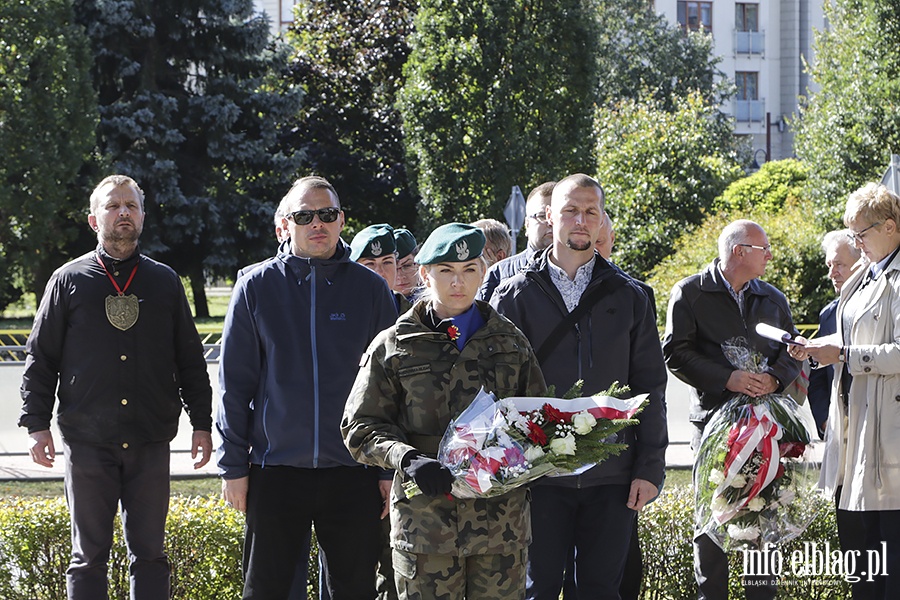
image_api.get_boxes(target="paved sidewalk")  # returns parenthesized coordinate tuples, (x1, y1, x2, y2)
(0, 362, 823, 480)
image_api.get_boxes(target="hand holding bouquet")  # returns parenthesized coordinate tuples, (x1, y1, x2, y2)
(405, 382, 647, 499)
(694, 337, 819, 550)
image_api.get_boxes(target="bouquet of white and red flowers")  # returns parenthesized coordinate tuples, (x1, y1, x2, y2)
(694, 337, 819, 551)
(405, 382, 647, 499)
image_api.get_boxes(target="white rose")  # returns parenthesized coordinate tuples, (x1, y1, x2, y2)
(572, 411, 597, 435)
(711, 496, 731, 513)
(747, 497, 766, 512)
(524, 445, 546, 463)
(727, 524, 760, 541)
(549, 434, 577, 455)
(730, 474, 748, 488)
(708, 469, 725, 486)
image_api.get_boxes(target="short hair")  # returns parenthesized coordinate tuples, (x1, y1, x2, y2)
(526, 181, 557, 204)
(278, 176, 340, 216)
(843, 182, 900, 228)
(90, 175, 144, 214)
(717, 219, 761, 262)
(821, 229, 862, 261)
(471, 218, 512, 261)
(552, 174, 605, 210)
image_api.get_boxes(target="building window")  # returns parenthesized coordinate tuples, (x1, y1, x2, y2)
(734, 72, 764, 122)
(677, 1, 713, 33)
(735, 3, 759, 32)
(735, 72, 758, 100)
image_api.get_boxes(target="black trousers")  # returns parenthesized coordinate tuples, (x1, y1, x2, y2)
(242, 465, 382, 600)
(63, 439, 171, 600)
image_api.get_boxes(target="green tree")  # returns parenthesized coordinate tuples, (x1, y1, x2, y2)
(398, 0, 602, 229)
(286, 0, 419, 230)
(714, 159, 809, 215)
(0, 0, 97, 310)
(75, 0, 303, 316)
(596, 91, 743, 280)
(594, 0, 729, 109)
(794, 0, 900, 223)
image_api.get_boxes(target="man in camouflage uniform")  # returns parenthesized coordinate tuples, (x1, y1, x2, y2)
(342, 223, 547, 600)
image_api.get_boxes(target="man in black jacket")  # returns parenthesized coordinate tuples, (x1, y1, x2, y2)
(491, 174, 668, 600)
(19, 175, 213, 599)
(662, 219, 800, 600)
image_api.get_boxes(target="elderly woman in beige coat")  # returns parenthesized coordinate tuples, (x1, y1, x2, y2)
(790, 182, 900, 599)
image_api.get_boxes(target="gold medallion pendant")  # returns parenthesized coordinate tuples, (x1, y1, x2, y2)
(105, 294, 139, 331)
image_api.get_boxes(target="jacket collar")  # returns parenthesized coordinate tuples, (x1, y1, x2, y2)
(698, 258, 767, 296)
(277, 238, 351, 273)
(96, 243, 141, 270)
(527, 246, 617, 283)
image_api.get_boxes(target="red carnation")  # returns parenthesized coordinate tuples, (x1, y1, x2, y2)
(527, 421, 548, 446)
(779, 442, 806, 459)
(542, 403, 566, 424)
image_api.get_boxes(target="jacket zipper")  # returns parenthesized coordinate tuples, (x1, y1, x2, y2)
(311, 265, 320, 468)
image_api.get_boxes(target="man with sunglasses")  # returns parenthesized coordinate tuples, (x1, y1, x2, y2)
(478, 181, 555, 301)
(662, 219, 800, 600)
(217, 176, 398, 599)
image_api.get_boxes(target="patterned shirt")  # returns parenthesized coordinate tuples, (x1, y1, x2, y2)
(718, 262, 749, 316)
(548, 256, 594, 313)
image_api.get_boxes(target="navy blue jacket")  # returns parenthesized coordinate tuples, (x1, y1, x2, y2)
(807, 298, 838, 438)
(216, 240, 398, 479)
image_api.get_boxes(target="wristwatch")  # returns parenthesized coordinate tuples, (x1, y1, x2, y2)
(839, 347, 848, 362)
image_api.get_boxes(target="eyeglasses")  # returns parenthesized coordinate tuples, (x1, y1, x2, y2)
(846, 221, 881, 244)
(527, 212, 548, 223)
(287, 207, 341, 225)
(736, 243, 771, 253)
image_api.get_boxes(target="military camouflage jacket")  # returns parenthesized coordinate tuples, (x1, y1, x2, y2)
(342, 299, 546, 555)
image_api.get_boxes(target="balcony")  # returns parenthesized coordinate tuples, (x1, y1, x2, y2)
(734, 99, 765, 123)
(735, 30, 765, 55)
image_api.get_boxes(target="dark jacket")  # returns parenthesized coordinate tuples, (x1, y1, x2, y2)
(490, 249, 668, 488)
(216, 240, 398, 480)
(662, 259, 800, 427)
(807, 298, 838, 438)
(19, 246, 212, 445)
(477, 247, 539, 302)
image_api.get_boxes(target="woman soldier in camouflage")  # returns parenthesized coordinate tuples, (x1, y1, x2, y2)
(342, 223, 546, 600)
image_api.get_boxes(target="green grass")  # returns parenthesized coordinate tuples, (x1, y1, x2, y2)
(0, 476, 221, 498)
(0, 469, 694, 499)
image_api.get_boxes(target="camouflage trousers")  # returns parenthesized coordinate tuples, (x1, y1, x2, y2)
(392, 548, 526, 600)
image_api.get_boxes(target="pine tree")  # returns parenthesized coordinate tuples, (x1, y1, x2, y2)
(75, 0, 303, 316)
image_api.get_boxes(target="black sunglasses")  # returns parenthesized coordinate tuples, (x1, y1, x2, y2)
(287, 207, 341, 225)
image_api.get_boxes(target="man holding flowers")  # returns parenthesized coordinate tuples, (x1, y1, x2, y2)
(663, 219, 800, 600)
(490, 174, 668, 600)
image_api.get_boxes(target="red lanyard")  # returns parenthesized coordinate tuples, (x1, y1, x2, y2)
(96, 254, 138, 295)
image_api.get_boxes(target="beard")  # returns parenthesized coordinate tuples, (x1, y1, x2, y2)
(565, 237, 592, 252)
(100, 220, 142, 246)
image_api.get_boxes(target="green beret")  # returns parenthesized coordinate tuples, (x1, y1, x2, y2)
(415, 223, 486, 265)
(394, 228, 417, 259)
(350, 224, 396, 262)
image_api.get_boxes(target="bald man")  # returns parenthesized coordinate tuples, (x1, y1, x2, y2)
(662, 219, 800, 600)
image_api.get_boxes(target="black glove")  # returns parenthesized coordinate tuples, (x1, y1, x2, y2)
(401, 452, 454, 498)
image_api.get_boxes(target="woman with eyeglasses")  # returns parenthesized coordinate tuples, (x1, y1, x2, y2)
(342, 223, 546, 600)
(790, 182, 900, 599)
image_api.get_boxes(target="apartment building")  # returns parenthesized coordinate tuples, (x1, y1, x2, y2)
(654, 0, 825, 162)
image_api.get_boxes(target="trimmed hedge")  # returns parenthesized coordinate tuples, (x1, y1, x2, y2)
(0, 490, 851, 599)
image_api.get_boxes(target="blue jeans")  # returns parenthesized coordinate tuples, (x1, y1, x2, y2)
(63, 439, 171, 600)
(526, 484, 634, 600)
